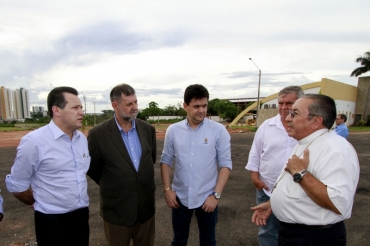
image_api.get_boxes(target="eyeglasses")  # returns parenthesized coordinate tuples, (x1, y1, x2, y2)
(288, 109, 317, 119)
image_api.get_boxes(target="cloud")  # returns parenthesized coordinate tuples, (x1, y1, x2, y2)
(0, 20, 189, 86)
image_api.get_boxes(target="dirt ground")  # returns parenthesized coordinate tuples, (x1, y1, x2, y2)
(0, 130, 369, 246)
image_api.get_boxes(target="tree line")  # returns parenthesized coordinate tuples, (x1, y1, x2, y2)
(15, 99, 253, 126)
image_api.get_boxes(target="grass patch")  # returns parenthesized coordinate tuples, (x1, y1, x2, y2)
(0, 127, 36, 132)
(227, 125, 258, 132)
(349, 126, 370, 132)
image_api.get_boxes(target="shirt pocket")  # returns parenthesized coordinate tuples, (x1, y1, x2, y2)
(283, 182, 305, 199)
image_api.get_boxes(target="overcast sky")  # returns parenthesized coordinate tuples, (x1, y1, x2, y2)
(1, 0, 369, 113)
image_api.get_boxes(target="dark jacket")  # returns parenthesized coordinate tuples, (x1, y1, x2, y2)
(87, 117, 156, 226)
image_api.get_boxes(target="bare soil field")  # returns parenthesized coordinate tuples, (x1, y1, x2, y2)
(0, 130, 369, 246)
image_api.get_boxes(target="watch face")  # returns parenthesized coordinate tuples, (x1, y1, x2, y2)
(213, 192, 221, 199)
(293, 173, 302, 182)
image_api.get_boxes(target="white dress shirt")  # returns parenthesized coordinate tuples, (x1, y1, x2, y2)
(246, 114, 297, 196)
(6, 120, 90, 214)
(271, 129, 360, 225)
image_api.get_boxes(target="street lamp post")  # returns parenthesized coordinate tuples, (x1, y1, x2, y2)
(249, 58, 261, 126)
(81, 91, 87, 126)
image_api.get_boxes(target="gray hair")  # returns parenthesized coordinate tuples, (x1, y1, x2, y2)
(278, 86, 304, 98)
(303, 94, 337, 129)
(110, 84, 136, 102)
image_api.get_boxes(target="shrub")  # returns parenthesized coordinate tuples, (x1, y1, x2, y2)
(357, 119, 366, 126)
(366, 116, 370, 126)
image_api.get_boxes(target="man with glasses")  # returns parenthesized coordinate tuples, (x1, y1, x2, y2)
(334, 114, 349, 139)
(246, 86, 304, 246)
(251, 94, 359, 246)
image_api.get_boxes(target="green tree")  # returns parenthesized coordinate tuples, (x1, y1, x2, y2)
(213, 100, 238, 121)
(176, 102, 187, 118)
(143, 101, 161, 120)
(207, 99, 220, 115)
(164, 105, 177, 116)
(350, 51, 370, 77)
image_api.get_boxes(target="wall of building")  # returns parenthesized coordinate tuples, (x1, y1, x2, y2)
(0, 86, 14, 120)
(12, 88, 30, 119)
(321, 78, 358, 102)
(355, 76, 370, 123)
(229, 79, 359, 127)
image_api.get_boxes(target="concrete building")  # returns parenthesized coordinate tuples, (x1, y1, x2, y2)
(354, 76, 370, 123)
(0, 86, 14, 122)
(32, 106, 45, 113)
(230, 78, 359, 127)
(12, 88, 30, 120)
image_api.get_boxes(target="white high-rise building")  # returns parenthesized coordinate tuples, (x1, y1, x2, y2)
(12, 88, 30, 119)
(0, 86, 14, 121)
(32, 106, 45, 112)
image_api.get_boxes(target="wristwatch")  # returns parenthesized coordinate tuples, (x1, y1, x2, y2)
(212, 192, 221, 200)
(293, 170, 307, 183)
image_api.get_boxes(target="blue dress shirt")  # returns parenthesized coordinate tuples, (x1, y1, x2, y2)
(114, 115, 142, 171)
(160, 118, 232, 209)
(334, 123, 349, 139)
(5, 120, 90, 214)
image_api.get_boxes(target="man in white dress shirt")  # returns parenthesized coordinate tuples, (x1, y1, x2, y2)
(246, 86, 304, 246)
(251, 94, 359, 246)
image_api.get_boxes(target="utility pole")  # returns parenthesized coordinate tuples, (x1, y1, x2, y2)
(93, 102, 96, 126)
(249, 58, 261, 127)
(81, 91, 87, 126)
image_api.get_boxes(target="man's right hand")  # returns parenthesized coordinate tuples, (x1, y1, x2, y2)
(253, 180, 269, 191)
(251, 171, 270, 191)
(164, 190, 179, 209)
(251, 201, 272, 226)
(251, 172, 269, 191)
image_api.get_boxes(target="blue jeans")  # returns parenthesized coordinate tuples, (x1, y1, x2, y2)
(257, 189, 280, 246)
(172, 197, 218, 246)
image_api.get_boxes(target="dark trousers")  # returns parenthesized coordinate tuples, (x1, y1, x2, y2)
(278, 221, 346, 246)
(34, 207, 89, 246)
(172, 197, 218, 246)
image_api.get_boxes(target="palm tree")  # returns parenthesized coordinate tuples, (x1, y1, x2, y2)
(350, 51, 370, 77)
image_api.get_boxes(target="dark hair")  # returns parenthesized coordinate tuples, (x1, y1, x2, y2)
(47, 86, 78, 118)
(278, 86, 304, 98)
(303, 94, 337, 129)
(184, 84, 209, 105)
(338, 113, 347, 122)
(110, 83, 136, 102)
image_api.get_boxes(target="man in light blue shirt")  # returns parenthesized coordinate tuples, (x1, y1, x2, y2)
(161, 84, 232, 246)
(334, 114, 349, 139)
(6, 86, 90, 246)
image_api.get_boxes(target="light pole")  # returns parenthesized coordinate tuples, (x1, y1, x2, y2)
(81, 91, 87, 126)
(249, 58, 261, 126)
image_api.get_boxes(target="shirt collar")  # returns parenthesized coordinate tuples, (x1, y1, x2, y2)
(114, 114, 136, 132)
(298, 128, 329, 145)
(269, 114, 286, 131)
(185, 117, 205, 130)
(49, 120, 80, 140)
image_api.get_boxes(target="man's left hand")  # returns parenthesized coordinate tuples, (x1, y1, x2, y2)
(286, 149, 310, 175)
(202, 195, 218, 213)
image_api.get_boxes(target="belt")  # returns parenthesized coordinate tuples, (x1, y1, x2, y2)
(280, 221, 342, 230)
